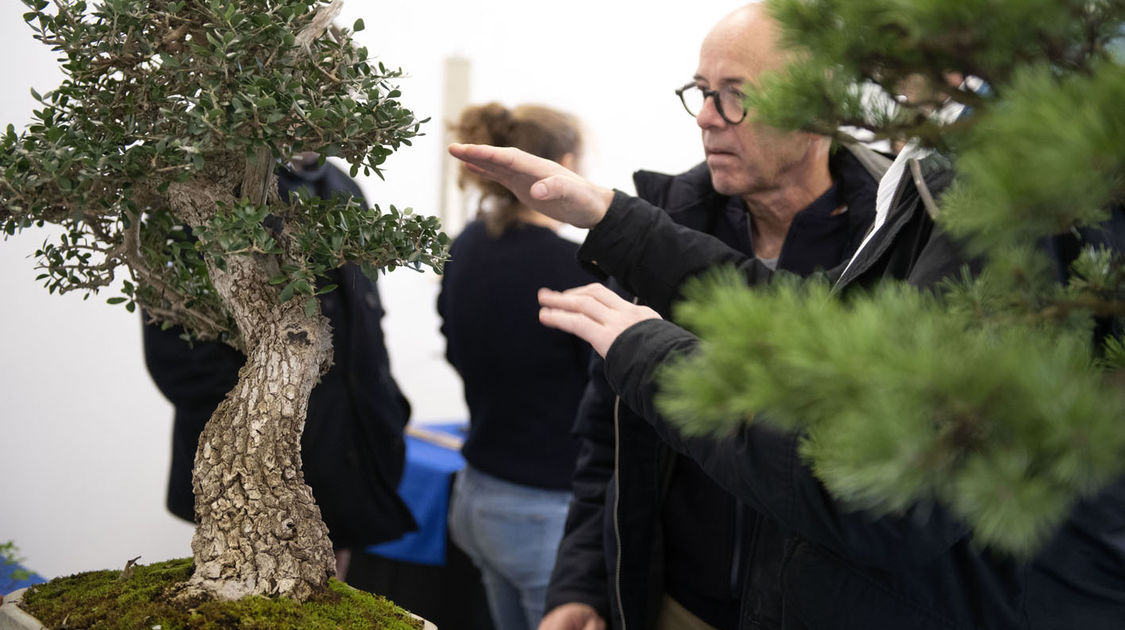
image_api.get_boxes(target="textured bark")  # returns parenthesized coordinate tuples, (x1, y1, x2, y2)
(166, 165, 337, 601)
(187, 253, 335, 601)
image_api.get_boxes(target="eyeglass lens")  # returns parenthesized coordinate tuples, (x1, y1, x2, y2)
(679, 85, 746, 124)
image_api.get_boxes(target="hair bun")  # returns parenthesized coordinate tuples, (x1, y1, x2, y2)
(455, 102, 513, 146)
(454, 101, 582, 237)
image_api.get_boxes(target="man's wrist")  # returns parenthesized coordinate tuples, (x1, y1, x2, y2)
(591, 186, 613, 226)
(577, 189, 637, 274)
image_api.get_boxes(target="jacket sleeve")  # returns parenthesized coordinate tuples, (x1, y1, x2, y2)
(544, 351, 617, 619)
(603, 318, 970, 570)
(577, 191, 777, 316)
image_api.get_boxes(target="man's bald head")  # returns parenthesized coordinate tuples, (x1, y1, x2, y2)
(692, 2, 830, 206)
(702, 4, 791, 81)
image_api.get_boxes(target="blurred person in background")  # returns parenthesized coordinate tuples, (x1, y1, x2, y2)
(439, 102, 599, 630)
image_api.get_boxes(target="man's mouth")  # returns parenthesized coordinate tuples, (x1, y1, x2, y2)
(706, 149, 737, 159)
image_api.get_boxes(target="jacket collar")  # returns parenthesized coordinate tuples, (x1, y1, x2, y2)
(832, 151, 955, 290)
(631, 144, 886, 270)
(632, 162, 721, 234)
(631, 144, 886, 224)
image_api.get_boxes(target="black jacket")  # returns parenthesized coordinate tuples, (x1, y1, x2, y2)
(545, 145, 885, 630)
(576, 151, 1125, 629)
(143, 162, 417, 548)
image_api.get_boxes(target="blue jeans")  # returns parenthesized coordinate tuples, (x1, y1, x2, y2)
(449, 465, 572, 630)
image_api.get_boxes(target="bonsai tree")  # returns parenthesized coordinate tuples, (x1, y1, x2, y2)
(659, 0, 1125, 556)
(1, 0, 446, 602)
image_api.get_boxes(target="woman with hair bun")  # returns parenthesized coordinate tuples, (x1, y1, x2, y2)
(439, 103, 598, 630)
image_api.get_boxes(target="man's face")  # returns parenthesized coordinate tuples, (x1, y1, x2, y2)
(693, 14, 821, 198)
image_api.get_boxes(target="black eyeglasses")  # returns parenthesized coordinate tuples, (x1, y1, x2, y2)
(675, 82, 748, 125)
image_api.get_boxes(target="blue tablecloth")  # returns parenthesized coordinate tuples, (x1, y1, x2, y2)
(1, 561, 45, 596)
(366, 422, 466, 566)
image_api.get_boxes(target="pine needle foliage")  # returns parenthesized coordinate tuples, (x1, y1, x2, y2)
(659, 269, 1125, 555)
(1, 0, 448, 345)
(656, 0, 1125, 556)
(938, 62, 1125, 254)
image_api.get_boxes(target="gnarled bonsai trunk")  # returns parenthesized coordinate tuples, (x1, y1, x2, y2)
(187, 253, 336, 601)
(165, 159, 337, 601)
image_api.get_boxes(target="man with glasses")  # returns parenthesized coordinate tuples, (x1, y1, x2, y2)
(536, 5, 888, 630)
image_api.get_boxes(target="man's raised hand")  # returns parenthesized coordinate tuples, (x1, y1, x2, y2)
(449, 143, 614, 229)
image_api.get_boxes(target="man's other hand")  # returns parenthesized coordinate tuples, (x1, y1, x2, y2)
(539, 284, 661, 357)
(538, 602, 607, 630)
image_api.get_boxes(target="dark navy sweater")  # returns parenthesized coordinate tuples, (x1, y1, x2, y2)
(438, 220, 599, 490)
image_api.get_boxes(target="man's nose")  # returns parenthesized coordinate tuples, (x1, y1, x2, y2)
(696, 95, 726, 130)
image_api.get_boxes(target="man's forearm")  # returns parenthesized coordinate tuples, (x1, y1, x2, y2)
(579, 191, 774, 317)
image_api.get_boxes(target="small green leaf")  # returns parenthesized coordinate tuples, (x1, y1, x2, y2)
(305, 296, 317, 317)
(353, 18, 365, 32)
(106, 296, 127, 305)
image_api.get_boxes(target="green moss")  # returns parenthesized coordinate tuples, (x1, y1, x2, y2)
(18, 558, 422, 629)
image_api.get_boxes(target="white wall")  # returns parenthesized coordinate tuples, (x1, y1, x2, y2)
(0, 1, 738, 579)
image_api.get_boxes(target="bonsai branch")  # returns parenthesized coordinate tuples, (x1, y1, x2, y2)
(241, 147, 276, 207)
(1042, 296, 1125, 320)
(122, 215, 229, 340)
(295, 0, 344, 50)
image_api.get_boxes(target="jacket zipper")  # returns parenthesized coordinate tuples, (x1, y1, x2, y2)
(613, 295, 649, 630)
(729, 502, 745, 598)
(612, 394, 628, 630)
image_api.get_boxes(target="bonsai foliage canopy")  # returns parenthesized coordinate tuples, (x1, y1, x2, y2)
(1, 0, 447, 345)
(0, 0, 448, 604)
(658, 0, 1125, 556)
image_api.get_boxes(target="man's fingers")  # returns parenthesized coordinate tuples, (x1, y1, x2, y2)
(448, 142, 506, 165)
(539, 306, 598, 341)
(451, 143, 542, 176)
(539, 285, 660, 358)
(447, 143, 491, 169)
(572, 283, 630, 309)
(449, 144, 512, 180)
(450, 142, 612, 228)
(538, 604, 605, 630)
(539, 305, 615, 357)
(460, 161, 492, 177)
(538, 287, 614, 324)
(543, 283, 630, 311)
(456, 153, 516, 180)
